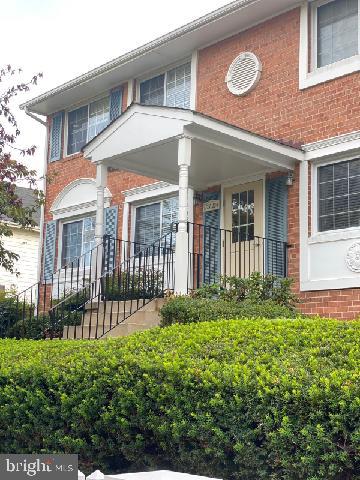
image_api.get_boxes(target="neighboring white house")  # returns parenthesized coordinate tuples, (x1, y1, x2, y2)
(0, 187, 40, 294)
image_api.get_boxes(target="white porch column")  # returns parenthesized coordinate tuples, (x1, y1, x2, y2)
(94, 163, 108, 286)
(174, 137, 191, 295)
(95, 162, 108, 245)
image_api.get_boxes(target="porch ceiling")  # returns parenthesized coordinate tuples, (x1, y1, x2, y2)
(83, 104, 304, 190)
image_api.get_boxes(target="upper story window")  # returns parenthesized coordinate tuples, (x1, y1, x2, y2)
(300, 0, 360, 89)
(318, 158, 360, 232)
(67, 97, 110, 155)
(315, 0, 358, 68)
(139, 62, 191, 109)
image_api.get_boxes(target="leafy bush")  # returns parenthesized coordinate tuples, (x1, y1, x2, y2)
(0, 319, 359, 479)
(193, 272, 298, 309)
(0, 290, 35, 338)
(103, 269, 163, 301)
(160, 296, 297, 327)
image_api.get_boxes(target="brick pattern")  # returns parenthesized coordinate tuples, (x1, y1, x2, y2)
(196, 8, 360, 146)
(42, 8, 360, 318)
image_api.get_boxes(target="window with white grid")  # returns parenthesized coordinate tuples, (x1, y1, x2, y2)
(139, 62, 191, 109)
(318, 158, 360, 232)
(67, 97, 110, 155)
(315, 0, 359, 68)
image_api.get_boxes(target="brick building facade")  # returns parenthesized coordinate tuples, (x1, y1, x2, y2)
(24, 0, 360, 321)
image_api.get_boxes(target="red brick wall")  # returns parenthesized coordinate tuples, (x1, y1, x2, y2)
(196, 7, 360, 318)
(42, 8, 360, 318)
(43, 83, 158, 274)
(196, 8, 360, 146)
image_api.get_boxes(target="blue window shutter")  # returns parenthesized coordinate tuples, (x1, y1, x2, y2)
(49, 112, 64, 162)
(109, 88, 123, 122)
(43, 221, 57, 283)
(104, 206, 119, 270)
(203, 192, 221, 284)
(265, 176, 288, 277)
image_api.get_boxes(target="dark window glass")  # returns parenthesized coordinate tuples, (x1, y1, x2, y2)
(317, 0, 358, 68)
(67, 106, 88, 155)
(140, 74, 165, 106)
(318, 158, 360, 231)
(232, 189, 255, 242)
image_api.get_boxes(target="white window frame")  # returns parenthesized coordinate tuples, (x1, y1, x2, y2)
(65, 94, 110, 157)
(135, 57, 192, 108)
(299, 0, 360, 89)
(57, 214, 96, 270)
(131, 195, 179, 255)
(311, 153, 360, 243)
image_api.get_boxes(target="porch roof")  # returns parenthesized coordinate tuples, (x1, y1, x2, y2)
(83, 104, 304, 190)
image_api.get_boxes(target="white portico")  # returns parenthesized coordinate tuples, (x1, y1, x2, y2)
(83, 103, 303, 293)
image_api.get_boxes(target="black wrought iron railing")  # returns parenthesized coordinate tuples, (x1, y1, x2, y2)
(187, 222, 288, 291)
(58, 229, 175, 339)
(2, 221, 288, 340)
(1, 237, 157, 340)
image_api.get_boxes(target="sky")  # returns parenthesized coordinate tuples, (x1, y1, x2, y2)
(1, 0, 231, 185)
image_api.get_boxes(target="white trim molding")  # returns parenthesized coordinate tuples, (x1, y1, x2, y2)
(51, 178, 112, 220)
(300, 145, 360, 291)
(299, 0, 360, 90)
(303, 130, 360, 161)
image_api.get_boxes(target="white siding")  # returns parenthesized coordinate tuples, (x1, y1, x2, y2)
(0, 227, 40, 293)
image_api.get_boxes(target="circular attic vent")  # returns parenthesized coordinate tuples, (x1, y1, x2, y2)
(225, 52, 262, 96)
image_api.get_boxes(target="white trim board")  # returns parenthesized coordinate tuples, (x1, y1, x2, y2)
(299, 0, 360, 90)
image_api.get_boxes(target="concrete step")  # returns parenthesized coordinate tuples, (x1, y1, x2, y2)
(85, 298, 165, 313)
(81, 310, 160, 327)
(63, 322, 154, 339)
(63, 297, 164, 339)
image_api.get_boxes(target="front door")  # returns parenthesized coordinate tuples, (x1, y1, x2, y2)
(224, 180, 264, 277)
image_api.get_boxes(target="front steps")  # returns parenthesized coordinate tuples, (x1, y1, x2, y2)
(62, 298, 165, 339)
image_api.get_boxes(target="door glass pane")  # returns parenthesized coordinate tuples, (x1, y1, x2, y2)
(232, 193, 239, 243)
(140, 74, 165, 106)
(317, 0, 358, 68)
(232, 189, 255, 242)
(67, 106, 88, 154)
(88, 97, 110, 141)
(62, 220, 83, 266)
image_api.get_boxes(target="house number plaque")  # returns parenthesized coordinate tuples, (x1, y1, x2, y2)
(203, 200, 220, 213)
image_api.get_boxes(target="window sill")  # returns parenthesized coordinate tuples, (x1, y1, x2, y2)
(309, 226, 360, 244)
(300, 55, 360, 90)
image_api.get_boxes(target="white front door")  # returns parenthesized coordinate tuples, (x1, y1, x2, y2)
(223, 180, 264, 277)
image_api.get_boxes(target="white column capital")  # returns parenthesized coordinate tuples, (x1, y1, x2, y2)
(178, 136, 192, 167)
(96, 162, 108, 188)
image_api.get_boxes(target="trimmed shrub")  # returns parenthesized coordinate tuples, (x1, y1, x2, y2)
(0, 290, 35, 338)
(103, 270, 163, 301)
(0, 318, 359, 479)
(193, 272, 298, 309)
(159, 296, 297, 327)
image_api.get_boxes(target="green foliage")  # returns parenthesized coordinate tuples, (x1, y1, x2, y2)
(103, 270, 163, 301)
(193, 272, 298, 308)
(0, 290, 27, 336)
(0, 319, 359, 479)
(160, 296, 297, 327)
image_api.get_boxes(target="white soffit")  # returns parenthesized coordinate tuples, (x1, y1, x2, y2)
(22, 0, 299, 115)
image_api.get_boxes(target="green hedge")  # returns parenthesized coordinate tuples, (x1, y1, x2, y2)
(159, 297, 298, 327)
(0, 319, 360, 479)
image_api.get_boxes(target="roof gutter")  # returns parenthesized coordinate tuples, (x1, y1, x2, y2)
(24, 109, 47, 126)
(20, 0, 259, 111)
